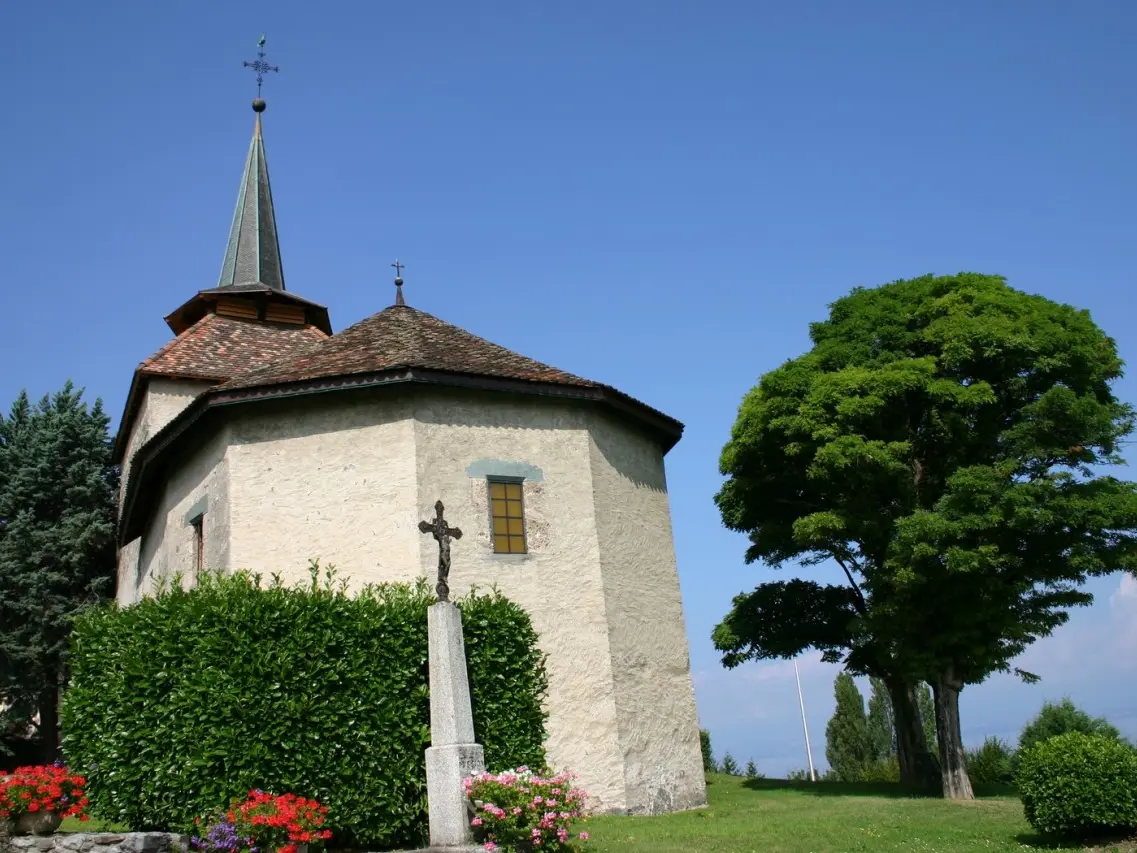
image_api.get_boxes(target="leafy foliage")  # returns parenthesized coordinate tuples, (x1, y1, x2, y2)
(965, 737, 1016, 786)
(1019, 698, 1124, 754)
(714, 273, 1137, 797)
(859, 756, 900, 783)
(824, 673, 873, 782)
(0, 384, 117, 759)
(1017, 732, 1137, 839)
(719, 753, 740, 776)
(60, 569, 548, 850)
(699, 729, 716, 773)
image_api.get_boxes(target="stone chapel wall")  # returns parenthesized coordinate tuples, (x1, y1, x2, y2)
(587, 414, 707, 813)
(115, 387, 702, 815)
(116, 377, 217, 603)
(410, 391, 628, 810)
(125, 426, 232, 604)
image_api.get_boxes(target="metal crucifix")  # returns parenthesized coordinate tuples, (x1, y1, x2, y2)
(419, 500, 463, 602)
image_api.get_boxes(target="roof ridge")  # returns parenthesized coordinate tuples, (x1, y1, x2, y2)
(214, 303, 595, 393)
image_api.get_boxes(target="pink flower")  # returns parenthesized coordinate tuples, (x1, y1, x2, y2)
(483, 844, 497, 852)
(579, 831, 590, 840)
(471, 817, 483, 826)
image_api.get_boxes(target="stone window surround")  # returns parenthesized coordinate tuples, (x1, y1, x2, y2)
(184, 496, 208, 580)
(465, 460, 543, 562)
(487, 476, 528, 555)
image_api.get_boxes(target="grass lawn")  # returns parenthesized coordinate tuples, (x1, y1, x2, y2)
(584, 774, 1137, 853)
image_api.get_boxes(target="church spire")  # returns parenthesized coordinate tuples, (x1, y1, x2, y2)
(218, 36, 285, 291)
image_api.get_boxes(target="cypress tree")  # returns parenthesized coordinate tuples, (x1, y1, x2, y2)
(866, 677, 896, 761)
(917, 682, 938, 756)
(699, 728, 716, 773)
(0, 383, 117, 759)
(825, 672, 873, 781)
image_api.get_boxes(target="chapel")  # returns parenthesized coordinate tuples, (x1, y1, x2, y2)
(113, 91, 706, 815)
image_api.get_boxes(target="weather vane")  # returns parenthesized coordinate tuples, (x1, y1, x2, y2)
(243, 34, 280, 100)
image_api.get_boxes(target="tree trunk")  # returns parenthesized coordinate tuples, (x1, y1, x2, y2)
(932, 671, 973, 800)
(36, 685, 61, 763)
(884, 677, 939, 792)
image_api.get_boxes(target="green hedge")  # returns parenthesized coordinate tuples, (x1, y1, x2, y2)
(60, 568, 548, 850)
(1017, 732, 1137, 839)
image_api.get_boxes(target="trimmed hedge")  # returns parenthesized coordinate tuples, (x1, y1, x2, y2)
(60, 568, 548, 850)
(1017, 732, 1137, 839)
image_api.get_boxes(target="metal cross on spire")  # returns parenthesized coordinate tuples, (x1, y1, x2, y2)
(243, 34, 280, 99)
(392, 259, 406, 306)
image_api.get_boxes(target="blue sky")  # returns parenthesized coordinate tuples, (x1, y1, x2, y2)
(2, 2, 1134, 776)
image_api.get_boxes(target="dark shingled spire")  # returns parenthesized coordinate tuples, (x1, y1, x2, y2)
(217, 104, 286, 291)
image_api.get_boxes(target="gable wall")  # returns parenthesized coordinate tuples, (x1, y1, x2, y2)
(116, 376, 217, 602)
(121, 425, 232, 604)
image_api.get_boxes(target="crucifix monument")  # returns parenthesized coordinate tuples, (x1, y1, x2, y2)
(419, 500, 484, 850)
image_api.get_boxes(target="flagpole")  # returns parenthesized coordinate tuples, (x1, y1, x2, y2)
(794, 658, 817, 782)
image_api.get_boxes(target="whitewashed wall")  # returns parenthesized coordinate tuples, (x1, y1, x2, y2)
(114, 388, 706, 814)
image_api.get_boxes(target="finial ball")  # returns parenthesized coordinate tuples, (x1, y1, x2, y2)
(252, 98, 267, 113)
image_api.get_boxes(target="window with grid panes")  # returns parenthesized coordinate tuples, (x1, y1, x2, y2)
(489, 480, 527, 554)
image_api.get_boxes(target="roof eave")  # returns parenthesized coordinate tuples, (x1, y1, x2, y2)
(118, 367, 683, 545)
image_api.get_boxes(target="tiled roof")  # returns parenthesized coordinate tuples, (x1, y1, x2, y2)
(219, 305, 596, 392)
(140, 313, 327, 381)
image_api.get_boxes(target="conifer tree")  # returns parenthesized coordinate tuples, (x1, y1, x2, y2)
(719, 752, 740, 776)
(866, 677, 896, 761)
(825, 673, 873, 781)
(699, 728, 717, 773)
(0, 383, 117, 759)
(917, 683, 938, 756)
(744, 759, 760, 778)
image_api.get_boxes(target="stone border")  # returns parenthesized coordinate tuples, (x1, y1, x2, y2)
(0, 833, 188, 853)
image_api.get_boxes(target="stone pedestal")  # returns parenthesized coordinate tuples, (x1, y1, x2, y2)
(425, 601, 485, 850)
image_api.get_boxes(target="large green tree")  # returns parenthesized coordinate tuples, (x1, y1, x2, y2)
(1019, 698, 1124, 753)
(0, 383, 117, 759)
(714, 273, 1137, 799)
(825, 673, 873, 781)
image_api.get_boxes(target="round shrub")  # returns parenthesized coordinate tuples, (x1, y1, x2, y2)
(60, 568, 548, 850)
(1017, 731, 1137, 839)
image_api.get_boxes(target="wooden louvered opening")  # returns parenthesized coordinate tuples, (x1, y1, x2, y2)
(265, 303, 307, 325)
(215, 299, 259, 320)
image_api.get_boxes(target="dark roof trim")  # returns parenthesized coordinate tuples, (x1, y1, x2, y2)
(118, 367, 684, 545)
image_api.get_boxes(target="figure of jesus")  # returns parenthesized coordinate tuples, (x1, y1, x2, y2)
(418, 500, 463, 602)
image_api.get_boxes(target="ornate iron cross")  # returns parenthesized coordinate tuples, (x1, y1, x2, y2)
(419, 500, 462, 602)
(243, 34, 280, 98)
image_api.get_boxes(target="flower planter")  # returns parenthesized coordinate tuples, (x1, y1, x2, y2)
(17, 811, 63, 836)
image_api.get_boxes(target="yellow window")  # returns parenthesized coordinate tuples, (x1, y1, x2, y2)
(489, 479, 527, 554)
